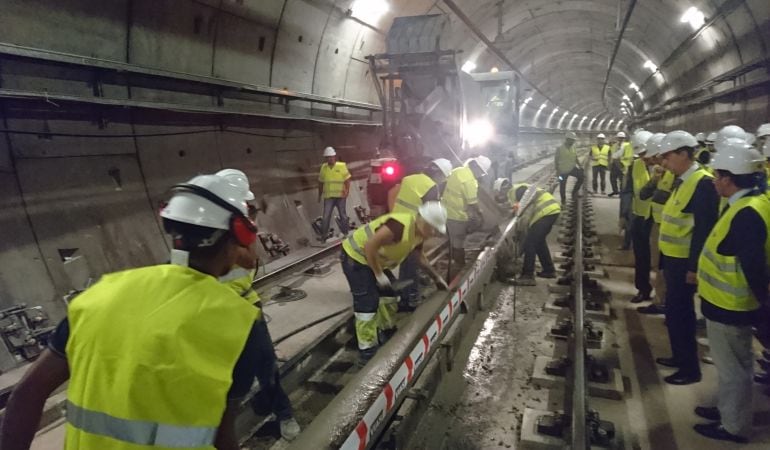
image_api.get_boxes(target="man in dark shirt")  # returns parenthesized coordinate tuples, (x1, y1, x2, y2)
(692, 140, 770, 443)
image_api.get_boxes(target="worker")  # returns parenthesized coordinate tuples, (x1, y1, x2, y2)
(216, 169, 300, 442)
(759, 123, 770, 191)
(443, 156, 490, 274)
(318, 146, 351, 242)
(656, 130, 719, 385)
(590, 133, 611, 194)
(502, 182, 561, 286)
(705, 131, 717, 151)
(554, 131, 584, 203)
(341, 201, 449, 364)
(388, 158, 453, 311)
(636, 133, 674, 315)
(693, 139, 769, 444)
(1, 174, 262, 450)
(624, 131, 655, 303)
(609, 131, 633, 196)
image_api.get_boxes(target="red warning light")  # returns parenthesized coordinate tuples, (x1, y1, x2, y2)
(384, 165, 395, 176)
(381, 162, 400, 180)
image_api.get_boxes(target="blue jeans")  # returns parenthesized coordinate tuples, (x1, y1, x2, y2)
(250, 319, 293, 420)
(321, 197, 350, 237)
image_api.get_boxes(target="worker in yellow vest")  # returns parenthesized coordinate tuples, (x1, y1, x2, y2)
(387, 158, 453, 311)
(318, 146, 352, 241)
(590, 133, 611, 194)
(758, 124, 770, 195)
(554, 131, 584, 203)
(635, 133, 674, 315)
(215, 169, 300, 441)
(341, 202, 449, 364)
(2, 174, 262, 450)
(500, 182, 561, 286)
(609, 131, 633, 196)
(443, 156, 490, 274)
(693, 139, 770, 444)
(656, 130, 719, 386)
(624, 131, 655, 303)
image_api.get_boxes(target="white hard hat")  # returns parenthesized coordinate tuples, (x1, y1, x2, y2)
(616, 131, 627, 139)
(706, 132, 718, 144)
(418, 201, 448, 234)
(659, 130, 698, 155)
(216, 168, 255, 201)
(757, 123, 770, 138)
(565, 131, 578, 140)
(493, 178, 511, 194)
(710, 138, 765, 175)
(695, 132, 706, 142)
(763, 139, 770, 158)
(596, 133, 606, 139)
(631, 130, 654, 155)
(470, 155, 492, 174)
(644, 133, 667, 157)
(161, 174, 248, 231)
(430, 158, 453, 178)
(323, 146, 337, 157)
(744, 132, 756, 145)
(716, 125, 746, 145)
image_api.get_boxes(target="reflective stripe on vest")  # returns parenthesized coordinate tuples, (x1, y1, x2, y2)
(67, 401, 217, 448)
(632, 159, 652, 218)
(392, 174, 436, 215)
(531, 195, 561, 224)
(342, 213, 420, 269)
(319, 162, 350, 198)
(659, 168, 711, 258)
(697, 194, 770, 311)
(443, 167, 478, 221)
(620, 142, 634, 168)
(591, 145, 610, 167)
(651, 170, 675, 224)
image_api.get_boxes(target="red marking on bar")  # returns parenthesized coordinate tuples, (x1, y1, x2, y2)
(355, 421, 368, 450)
(384, 383, 394, 411)
(405, 356, 414, 381)
(422, 334, 430, 353)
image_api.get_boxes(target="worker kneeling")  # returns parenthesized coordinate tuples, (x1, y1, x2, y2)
(503, 182, 561, 286)
(341, 202, 449, 364)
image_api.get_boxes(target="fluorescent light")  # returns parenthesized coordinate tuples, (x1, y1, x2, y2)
(523, 97, 533, 104)
(637, 90, 644, 99)
(553, 107, 559, 113)
(622, 94, 630, 101)
(539, 102, 548, 109)
(465, 119, 494, 148)
(350, 0, 389, 24)
(490, 67, 499, 73)
(681, 6, 705, 30)
(643, 60, 658, 72)
(461, 61, 477, 73)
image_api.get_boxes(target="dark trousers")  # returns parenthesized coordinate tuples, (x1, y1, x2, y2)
(631, 215, 653, 296)
(662, 255, 700, 377)
(321, 197, 349, 237)
(398, 249, 419, 307)
(250, 319, 293, 420)
(558, 167, 584, 203)
(610, 163, 623, 194)
(522, 214, 558, 275)
(591, 165, 607, 193)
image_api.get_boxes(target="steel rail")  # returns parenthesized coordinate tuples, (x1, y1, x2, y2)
(571, 169, 588, 449)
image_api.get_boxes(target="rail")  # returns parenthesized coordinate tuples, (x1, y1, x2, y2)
(570, 171, 588, 449)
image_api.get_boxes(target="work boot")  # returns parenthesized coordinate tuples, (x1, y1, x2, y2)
(536, 271, 557, 279)
(378, 327, 397, 345)
(637, 304, 665, 315)
(693, 422, 748, 444)
(280, 418, 301, 441)
(358, 346, 378, 368)
(630, 292, 652, 303)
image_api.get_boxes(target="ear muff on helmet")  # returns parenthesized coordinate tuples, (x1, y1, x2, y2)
(171, 183, 257, 247)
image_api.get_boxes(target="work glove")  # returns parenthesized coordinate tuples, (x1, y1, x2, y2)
(375, 271, 392, 289)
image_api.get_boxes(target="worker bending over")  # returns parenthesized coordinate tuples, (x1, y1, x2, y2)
(554, 131, 584, 203)
(318, 146, 351, 241)
(693, 139, 770, 444)
(2, 174, 262, 450)
(443, 156, 490, 275)
(388, 158, 453, 311)
(341, 202, 449, 364)
(590, 133, 610, 194)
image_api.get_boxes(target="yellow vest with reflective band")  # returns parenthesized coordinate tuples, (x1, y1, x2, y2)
(65, 265, 257, 450)
(620, 142, 634, 169)
(765, 165, 770, 199)
(443, 166, 478, 221)
(220, 267, 262, 321)
(392, 173, 436, 215)
(632, 159, 652, 218)
(319, 161, 350, 198)
(507, 184, 560, 225)
(591, 145, 610, 167)
(697, 194, 770, 311)
(659, 168, 712, 258)
(651, 170, 675, 224)
(555, 144, 578, 174)
(342, 213, 421, 269)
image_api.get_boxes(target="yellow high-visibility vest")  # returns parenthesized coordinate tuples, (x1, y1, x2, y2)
(342, 212, 421, 269)
(651, 170, 675, 224)
(620, 142, 634, 169)
(632, 159, 652, 218)
(220, 267, 262, 321)
(659, 168, 712, 258)
(65, 265, 256, 450)
(319, 162, 351, 198)
(698, 194, 770, 311)
(392, 173, 436, 215)
(555, 144, 578, 174)
(443, 166, 478, 222)
(591, 145, 610, 167)
(507, 183, 561, 225)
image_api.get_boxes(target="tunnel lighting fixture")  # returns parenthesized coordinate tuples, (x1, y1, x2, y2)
(539, 102, 548, 109)
(681, 6, 705, 30)
(622, 94, 630, 101)
(553, 107, 559, 113)
(643, 60, 658, 73)
(490, 66, 499, 73)
(629, 82, 639, 91)
(465, 119, 494, 148)
(505, 84, 510, 91)
(349, 0, 389, 23)
(461, 60, 477, 74)
(523, 97, 533, 104)
(636, 90, 644, 99)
